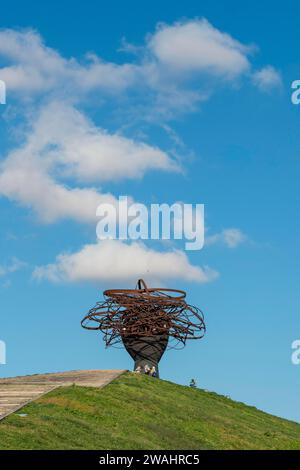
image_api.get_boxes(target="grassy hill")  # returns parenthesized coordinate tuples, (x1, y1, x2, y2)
(0, 372, 299, 450)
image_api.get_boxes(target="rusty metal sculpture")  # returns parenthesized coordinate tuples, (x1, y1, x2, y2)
(81, 279, 205, 377)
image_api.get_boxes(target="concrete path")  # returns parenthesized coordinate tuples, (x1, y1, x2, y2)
(0, 369, 126, 421)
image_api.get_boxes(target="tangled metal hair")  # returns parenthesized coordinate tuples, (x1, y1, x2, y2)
(81, 279, 206, 349)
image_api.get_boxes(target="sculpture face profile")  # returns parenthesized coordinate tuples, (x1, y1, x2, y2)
(81, 279, 206, 377)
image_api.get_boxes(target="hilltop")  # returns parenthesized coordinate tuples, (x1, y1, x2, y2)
(0, 372, 299, 450)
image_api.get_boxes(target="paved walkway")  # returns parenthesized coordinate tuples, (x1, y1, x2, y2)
(0, 369, 126, 421)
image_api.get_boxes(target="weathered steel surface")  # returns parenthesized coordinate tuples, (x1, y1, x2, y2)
(122, 334, 168, 377)
(81, 279, 206, 348)
(81, 280, 206, 375)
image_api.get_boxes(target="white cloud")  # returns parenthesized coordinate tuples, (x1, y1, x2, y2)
(0, 22, 267, 285)
(0, 158, 116, 224)
(0, 257, 27, 276)
(252, 66, 282, 91)
(148, 19, 251, 77)
(33, 240, 218, 284)
(0, 22, 280, 114)
(0, 101, 177, 223)
(206, 228, 246, 248)
(31, 102, 178, 182)
(0, 29, 138, 96)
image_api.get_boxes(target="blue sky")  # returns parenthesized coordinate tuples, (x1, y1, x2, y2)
(0, 0, 300, 424)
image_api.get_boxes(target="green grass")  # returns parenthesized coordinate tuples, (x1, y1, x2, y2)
(0, 372, 300, 450)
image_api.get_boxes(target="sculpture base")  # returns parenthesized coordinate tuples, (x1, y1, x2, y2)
(121, 334, 168, 378)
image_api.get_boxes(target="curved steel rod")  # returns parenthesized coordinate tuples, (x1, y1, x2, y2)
(81, 279, 206, 349)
